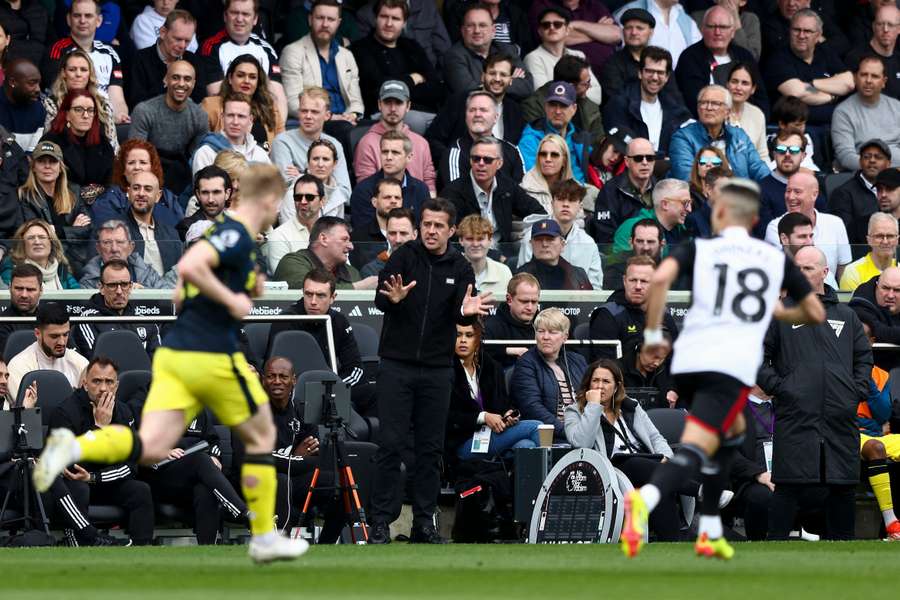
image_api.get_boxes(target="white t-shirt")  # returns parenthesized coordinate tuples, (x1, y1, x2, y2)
(640, 98, 663, 151)
(764, 210, 852, 289)
(130, 6, 198, 52)
(710, 54, 731, 83)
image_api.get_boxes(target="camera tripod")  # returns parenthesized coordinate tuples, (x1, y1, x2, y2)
(298, 380, 369, 544)
(0, 405, 50, 536)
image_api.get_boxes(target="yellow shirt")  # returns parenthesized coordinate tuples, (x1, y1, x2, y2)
(838, 253, 896, 291)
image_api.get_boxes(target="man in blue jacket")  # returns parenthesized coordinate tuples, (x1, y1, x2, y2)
(518, 81, 591, 183)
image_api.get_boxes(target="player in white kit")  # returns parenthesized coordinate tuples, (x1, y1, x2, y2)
(620, 179, 827, 559)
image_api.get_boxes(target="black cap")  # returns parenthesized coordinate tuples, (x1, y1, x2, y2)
(876, 168, 900, 189)
(538, 6, 573, 23)
(859, 138, 892, 160)
(620, 8, 655, 28)
(605, 126, 634, 154)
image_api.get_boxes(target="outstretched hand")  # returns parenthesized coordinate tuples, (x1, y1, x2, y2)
(379, 274, 416, 304)
(462, 285, 493, 317)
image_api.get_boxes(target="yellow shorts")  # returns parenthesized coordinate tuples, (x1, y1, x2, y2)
(860, 433, 900, 461)
(142, 347, 268, 427)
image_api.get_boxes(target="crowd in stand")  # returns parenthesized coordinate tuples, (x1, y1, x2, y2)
(1, 0, 900, 545)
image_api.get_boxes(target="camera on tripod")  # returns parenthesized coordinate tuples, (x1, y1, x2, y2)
(0, 404, 50, 535)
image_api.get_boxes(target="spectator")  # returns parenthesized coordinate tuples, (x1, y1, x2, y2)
(519, 179, 603, 289)
(0, 58, 44, 152)
(0, 263, 41, 352)
(516, 218, 592, 290)
(675, 5, 767, 119)
(130, 60, 209, 196)
(840, 213, 898, 292)
(279, 0, 362, 161)
(621, 337, 678, 409)
(438, 89, 525, 190)
(79, 219, 175, 289)
(587, 137, 657, 245)
(669, 84, 769, 182)
(845, 5, 900, 101)
(425, 53, 525, 161)
(7, 302, 88, 398)
(519, 81, 590, 182)
(759, 245, 871, 541)
(360, 207, 418, 278)
(529, 0, 621, 74)
(602, 218, 663, 291)
(877, 167, 900, 221)
(271, 87, 351, 203)
(776, 211, 814, 258)
(688, 164, 732, 239)
(266, 173, 318, 274)
(41, 49, 117, 153)
(72, 258, 161, 358)
(40, 89, 114, 194)
(588, 254, 678, 361)
(41, 0, 129, 123)
(521, 54, 604, 139)
(350, 178, 402, 269)
(520, 133, 580, 216)
(765, 172, 851, 289)
(612, 178, 692, 254)
(50, 356, 155, 546)
(443, 3, 532, 101)
(92, 139, 184, 231)
(767, 94, 819, 172)
(757, 131, 809, 237)
(585, 127, 628, 191)
(54, 0, 122, 46)
(304, 138, 348, 219)
(566, 358, 687, 541)
(199, 0, 287, 124)
(118, 171, 182, 279)
(849, 266, 900, 370)
(177, 166, 232, 241)
(458, 214, 512, 298)
(355, 0, 451, 70)
(349, 0, 444, 127)
(0, 0, 52, 68)
(483, 272, 540, 368)
(446, 0, 533, 56)
(602, 46, 691, 157)
(273, 216, 377, 290)
(510, 306, 587, 441)
(368, 197, 491, 545)
(614, 0, 701, 68)
(828, 140, 892, 250)
(0, 219, 78, 289)
(209, 149, 249, 209)
(191, 95, 271, 174)
(689, 0, 761, 60)
(763, 9, 854, 127)
(352, 80, 437, 193)
(832, 56, 900, 173)
(688, 146, 729, 205)
(524, 6, 602, 106)
(348, 131, 430, 231)
(441, 135, 545, 247)
(725, 62, 769, 162)
(129, 10, 207, 108)
(449, 320, 541, 461)
(199, 54, 282, 152)
(761, 0, 849, 62)
(130, 0, 198, 53)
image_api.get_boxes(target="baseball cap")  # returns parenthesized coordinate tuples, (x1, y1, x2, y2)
(875, 168, 900, 189)
(620, 8, 655, 28)
(859, 138, 892, 160)
(32, 141, 63, 162)
(379, 80, 410, 102)
(531, 219, 563, 238)
(545, 81, 576, 107)
(605, 127, 634, 154)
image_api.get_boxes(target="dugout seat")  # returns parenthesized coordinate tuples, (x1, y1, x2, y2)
(243, 323, 271, 365)
(4, 330, 34, 362)
(16, 370, 72, 427)
(646, 408, 686, 447)
(351, 322, 380, 384)
(269, 330, 329, 374)
(116, 370, 152, 424)
(93, 330, 152, 372)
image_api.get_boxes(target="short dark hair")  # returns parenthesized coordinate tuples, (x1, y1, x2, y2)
(69, 0, 100, 14)
(774, 128, 808, 152)
(374, 178, 402, 197)
(726, 61, 758, 88)
(421, 197, 457, 225)
(294, 173, 325, 198)
(194, 165, 232, 194)
(462, 2, 493, 23)
(303, 267, 336, 295)
(310, 216, 349, 243)
(772, 95, 809, 125)
(553, 55, 590, 84)
(631, 218, 663, 241)
(484, 52, 514, 72)
(100, 259, 130, 282)
(626, 255, 657, 270)
(639, 46, 672, 73)
(551, 179, 586, 203)
(386, 207, 415, 229)
(87, 355, 119, 375)
(36, 302, 69, 328)
(778, 212, 813, 239)
(310, 0, 340, 11)
(164, 8, 196, 29)
(375, 0, 408, 20)
(856, 53, 886, 74)
(11, 264, 42, 287)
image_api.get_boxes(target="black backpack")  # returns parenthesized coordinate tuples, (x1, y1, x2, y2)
(451, 458, 517, 543)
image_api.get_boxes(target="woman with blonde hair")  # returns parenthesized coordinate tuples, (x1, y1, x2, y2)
(0, 219, 79, 289)
(519, 134, 573, 214)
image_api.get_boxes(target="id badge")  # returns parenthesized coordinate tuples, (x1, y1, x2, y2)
(763, 440, 773, 473)
(471, 426, 491, 454)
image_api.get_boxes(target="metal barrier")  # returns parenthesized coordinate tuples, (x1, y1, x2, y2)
(483, 339, 623, 359)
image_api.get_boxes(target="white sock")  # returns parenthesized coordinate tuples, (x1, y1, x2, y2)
(883, 508, 897, 526)
(640, 485, 661, 512)
(699, 514, 723, 539)
(69, 438, 82, 462)
(252, 531, 278, 545)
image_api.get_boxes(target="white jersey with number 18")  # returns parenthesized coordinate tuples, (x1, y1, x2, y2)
(669, 227, 812, 386)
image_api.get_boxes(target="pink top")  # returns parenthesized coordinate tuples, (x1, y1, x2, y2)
(353, 121, 437, 193)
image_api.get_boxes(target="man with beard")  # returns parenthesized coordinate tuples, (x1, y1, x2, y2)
(828, 140, 892, 248)
(177, 166, 232, 241)
(350, 179, 402, 268)
(0, 58, 45, 152)
(117, 171, 183, 278)
(603, 218, 663, 292)
(0, 264, 42, 352)
(267, 174, 320, 274)
(757, 131, 811, 237)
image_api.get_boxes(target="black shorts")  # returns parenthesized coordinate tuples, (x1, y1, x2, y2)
(673, 372, 749, 434)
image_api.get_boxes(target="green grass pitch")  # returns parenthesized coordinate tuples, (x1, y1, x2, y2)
(0, 541, 895, 599)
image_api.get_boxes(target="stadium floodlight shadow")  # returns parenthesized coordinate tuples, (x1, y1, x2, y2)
(0, 405, 49, 536)
(93, 330, 152, 372)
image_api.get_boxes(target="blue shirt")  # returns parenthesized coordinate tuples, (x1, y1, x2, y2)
(318, 39, 346, 114)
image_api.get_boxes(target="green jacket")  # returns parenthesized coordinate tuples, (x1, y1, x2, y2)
(613, 208, 692, 255)
(273, 249, 360, 290)
(521, 81, 604, 139)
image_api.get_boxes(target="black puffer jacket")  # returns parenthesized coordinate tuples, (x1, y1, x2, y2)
(588, 288, 679, 362)
(0, 0, 54, 67)
(758, 287, 871, 485)
(0, 130, 29, 246)
(483, 303, 535, 370)
(849, 276, 900, 370)
(71, 293, 161, 359)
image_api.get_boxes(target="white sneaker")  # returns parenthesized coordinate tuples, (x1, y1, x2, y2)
(718, 490, 735, 510)
(248, 534, 310, 564)
(33, 428, 76, 493)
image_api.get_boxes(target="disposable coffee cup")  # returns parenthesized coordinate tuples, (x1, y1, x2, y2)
(537, 424, 554, 448)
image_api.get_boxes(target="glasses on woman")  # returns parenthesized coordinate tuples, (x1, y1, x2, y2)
(70, 105, 95, 116)
(538, 150, 562, 159)
(698, 157, 723, 166)
(24, 234, 50, 243)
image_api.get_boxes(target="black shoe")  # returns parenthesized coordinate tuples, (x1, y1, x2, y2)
(368, 521, 391, 544)
(409, 525, 448, 544)
(91, 533, 132, 547)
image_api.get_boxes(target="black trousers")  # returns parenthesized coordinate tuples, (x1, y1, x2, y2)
(66, 478, 155, 545)
(142, 453, 247, 544)
(614, 455, 694, 542)
(351, 382, 378, 420)
(370, 359, 452, 527)
(767, 483, 855, 541)
(0, 462, 91, 534)
(724, 482, 773, 541)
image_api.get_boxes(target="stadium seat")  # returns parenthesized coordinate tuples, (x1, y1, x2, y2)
(269, 330, 329, 374)
(349, 122, 374, 157)
(573, 322, 591, 359)
(16, 370, 73, 427)
(351, 322, 380, 383)
(116, 370, 152, 425)
(243, 323, 271, 365)
(93, 330, 152, 372)
(4, 330, 35, 363)
(293, 370, 373, 441)
(646, 408, 686, 447)
(824, 172, 854, 199)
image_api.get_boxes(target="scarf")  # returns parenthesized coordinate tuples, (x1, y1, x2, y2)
(26, 258, 63, 290)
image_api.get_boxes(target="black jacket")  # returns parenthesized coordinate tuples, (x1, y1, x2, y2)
(826, 171, 877, 249)
(71, 293, 161, 360)
(50, 388, 138, 482)
(602, 81, 692, 157)
(375, 238, 476, 367)
(516, 257, 592, 291)
(586, 171, 655, 245)
(271, 398, 318, 476)
(0, 130, 29, 244)
(349, 219, 387, 270)
(264, 301, 364, 387)
(438, 134, 525, 191)
(483, 302, 534, 369)
(675, 41, 769, 119)
(425, 90, 524, 164)
(40, 130, 113, 188)
(849, 277, 900, 370)
(758, 287, 871, 485)
(588, 288, 679, 362)
(0, 301, 35, 356)
(127, 45, 207, 108)
(440, 173, 546, 243)
(620, 341, 677, 410)
(0, 0, 54, 67)
(120, 209, 183, 274)
(598, 48, 684, 107)
(446, 351, 510, 452)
